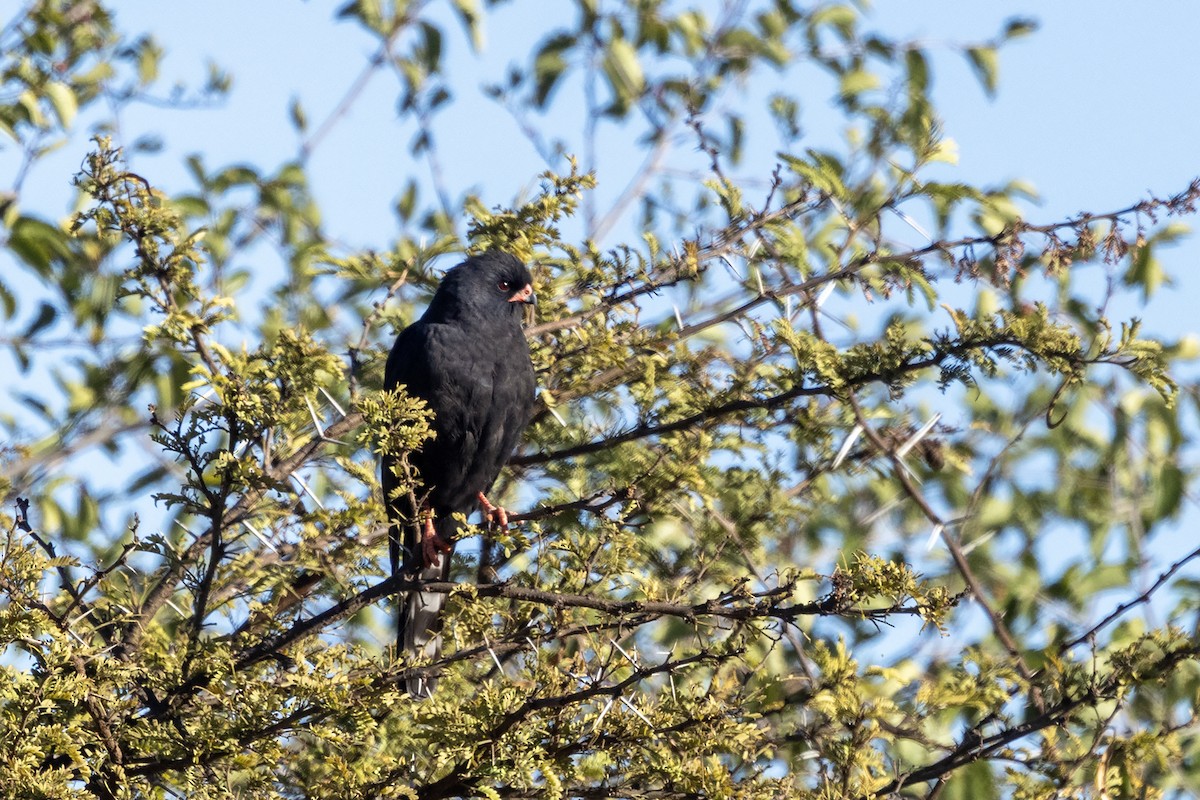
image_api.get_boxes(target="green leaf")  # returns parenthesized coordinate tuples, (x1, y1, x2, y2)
(171, 194, 210, 218)
(8, 216, 71, 276)
(533, 33, 575, 108)
(21, 301, 57, 339)
(940, 755, 1000, 800)
(418, 21, 443, 71)
(135, 36, 163, 86)
(812, 4, 857, 40)
(132, 134, 163, 153)
(966, 46, 999, 97)
(289, 97, 307, 132)
(673, 10, 708, 56)
(928, 137, 958, 164)
(779, 149, 847, 197)
(1123, 245, 1164, 299)
(602, 37, 645, 110)
(727, 113, 744, 165)
(1002, 17, 1038, 41)
(905, 49, 929, 94)
(839, 67, 880, 99)
(43, 82, 78, 128)
(337, 0, 382, 31)
(1152, 463, 1184, 518)
(395, 180, 418, 223)
(1152, 221, 1191, 245)
(0, 279, 15, 318)
(452, 0, 484, 51)
(18, 88, 47, 128)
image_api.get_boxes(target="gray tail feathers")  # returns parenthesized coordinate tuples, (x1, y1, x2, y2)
(398, 514, 457, 699)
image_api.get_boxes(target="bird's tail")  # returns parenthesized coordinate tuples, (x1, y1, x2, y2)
(398, 514, 457, 699)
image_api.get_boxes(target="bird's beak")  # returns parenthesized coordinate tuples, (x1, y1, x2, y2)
(509, 283, 536, 305)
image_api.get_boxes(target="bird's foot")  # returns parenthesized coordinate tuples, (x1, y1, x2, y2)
(477, 491, 509, 530)
(421, 513, 452, 568)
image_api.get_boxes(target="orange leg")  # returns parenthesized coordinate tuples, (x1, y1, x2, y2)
(476, 491, 510, 529)
(420, 509, 452, 568)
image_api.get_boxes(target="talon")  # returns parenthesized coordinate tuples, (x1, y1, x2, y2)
(421, 512, 452, 568)
(477, 491, 510, 529)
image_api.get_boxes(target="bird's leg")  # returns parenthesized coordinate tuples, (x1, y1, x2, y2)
(476, 491, 509, 530)
(420, 509, 452, 568)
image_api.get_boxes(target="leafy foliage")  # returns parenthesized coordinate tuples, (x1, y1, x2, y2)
(3, 1, 1200, 798)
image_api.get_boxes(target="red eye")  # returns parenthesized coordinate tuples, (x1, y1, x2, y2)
(498, 280, 511, 292)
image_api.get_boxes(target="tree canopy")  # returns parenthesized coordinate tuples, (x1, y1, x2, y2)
(3, 1, 1200, 798)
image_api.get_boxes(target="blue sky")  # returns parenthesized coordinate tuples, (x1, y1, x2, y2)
(12, 1, 1198, 334)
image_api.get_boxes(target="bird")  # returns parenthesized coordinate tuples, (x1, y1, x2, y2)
(381, 251, 537, 698)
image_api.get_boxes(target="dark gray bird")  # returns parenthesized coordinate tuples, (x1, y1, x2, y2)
(382, 251, 536, 697)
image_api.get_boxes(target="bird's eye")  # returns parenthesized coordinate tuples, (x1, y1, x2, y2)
(497, 280, 511, 292)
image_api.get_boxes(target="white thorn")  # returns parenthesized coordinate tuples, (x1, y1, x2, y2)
(896, 413, 941, 459)
(829, 195, 848, 219)
(961, 527, 998, 555)
(593, 698, 615, 731)
(305, 396, 325, 438)
(895, 456, 919, 482)
(484, 636, 504, 673)
(673, 304, 684, 331)
(754, 267, 764, 295)
(241, 520, 278, 553)
(319, 387, 346, 417)
(291, 472, 326, 510)
(815, 281, 836, 308)
(194, 388, 216, 406)
(925, 523, 944, 551)
(831, 424, 863, 470)
(547, 406, 567, 427)
(618, 696, 656, 730)
(69, 607, 97, 627)
(862, 496, 902, 526)
(610, 638, 640, 668)
(891, 207, 933, 244)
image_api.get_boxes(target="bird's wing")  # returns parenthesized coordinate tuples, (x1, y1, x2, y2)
(382, 321, 428, 579)
(474, 339, 537, 496)
(384, 322, 480, 567)
(392, 321, 501, 503)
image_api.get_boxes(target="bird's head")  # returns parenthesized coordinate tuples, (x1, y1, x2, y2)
(424, 251, 536, 325)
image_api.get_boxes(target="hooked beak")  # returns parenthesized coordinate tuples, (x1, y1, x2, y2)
(508, 283, 536, 305)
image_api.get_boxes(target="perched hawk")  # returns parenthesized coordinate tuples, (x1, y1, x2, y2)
(382, 251, 536, 697)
